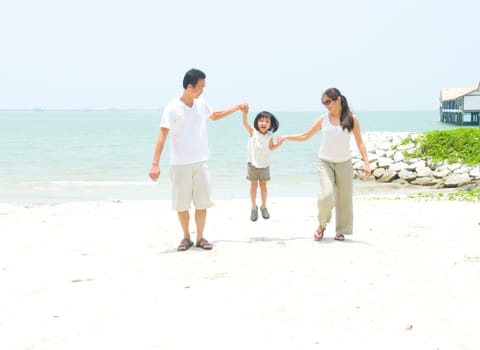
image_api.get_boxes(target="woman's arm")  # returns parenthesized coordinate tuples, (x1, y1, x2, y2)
(278, 116, 323, 143)
(352, 115, 371, 178)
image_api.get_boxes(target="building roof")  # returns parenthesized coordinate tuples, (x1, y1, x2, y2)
(441, 84, 480, 101)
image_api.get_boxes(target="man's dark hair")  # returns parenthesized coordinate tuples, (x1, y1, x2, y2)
(183, 68, 206, 89)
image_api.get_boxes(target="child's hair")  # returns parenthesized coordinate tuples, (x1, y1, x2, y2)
(253, 111, 279, 133)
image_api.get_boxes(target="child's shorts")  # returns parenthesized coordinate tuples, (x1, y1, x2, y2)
(246, 162, 270, 182)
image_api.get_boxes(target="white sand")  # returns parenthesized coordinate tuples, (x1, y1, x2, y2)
(0, 195, 479, 350)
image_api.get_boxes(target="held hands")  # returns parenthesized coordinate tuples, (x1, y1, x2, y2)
(274, 135, 287, 149)
(239, 103, 249, 114)
(271, 135, 284, 149)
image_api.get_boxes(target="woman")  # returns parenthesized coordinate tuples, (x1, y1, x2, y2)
(279, 88, 371, 241)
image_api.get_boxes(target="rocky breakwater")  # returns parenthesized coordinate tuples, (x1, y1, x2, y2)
(351, 132, 480, 188)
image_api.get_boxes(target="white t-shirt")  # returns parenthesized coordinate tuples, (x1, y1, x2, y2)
(317, 114, 352, 162)
(247, 129, 272, 168)
(160, 97, 214, 165)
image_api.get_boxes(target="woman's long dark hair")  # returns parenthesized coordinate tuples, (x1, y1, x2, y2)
(323, 88, 354, 132)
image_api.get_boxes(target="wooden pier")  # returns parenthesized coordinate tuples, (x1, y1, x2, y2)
(440, 83, 480, 126)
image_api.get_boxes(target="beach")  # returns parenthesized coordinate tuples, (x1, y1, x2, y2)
(1, 194, 479, 349)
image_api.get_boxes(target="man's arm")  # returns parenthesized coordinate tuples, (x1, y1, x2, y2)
(149, 127, 169, 181)
(209, 103, 245, 121)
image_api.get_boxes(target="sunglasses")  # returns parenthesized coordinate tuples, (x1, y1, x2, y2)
(322, 97, 337, 106)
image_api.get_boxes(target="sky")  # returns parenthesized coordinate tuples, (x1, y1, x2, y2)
(1, 0, 479, 111)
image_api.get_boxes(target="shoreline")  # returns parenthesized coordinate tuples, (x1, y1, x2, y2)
(0, 178, 466, 206)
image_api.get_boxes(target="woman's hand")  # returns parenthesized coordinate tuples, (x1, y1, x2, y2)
(364, 162, 372, 178)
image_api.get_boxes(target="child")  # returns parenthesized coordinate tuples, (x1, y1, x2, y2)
(241, 106, 282, 221)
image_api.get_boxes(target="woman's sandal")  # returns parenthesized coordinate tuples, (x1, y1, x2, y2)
(334, 233, 345, 241)
(196, 238, 213, 250)
(177, 238, 193, 251)
(314, 226, 325, 240)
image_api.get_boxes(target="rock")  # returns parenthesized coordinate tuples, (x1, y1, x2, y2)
(444, 174, 472, 188)
(449, 163, 462, 172)
(410, 177, 441, 186)
(378, 157, 394, 168)
(407, 160, 426, 170)
(433, 168, 451, 179)
(410, 133, 422, 141)
(374, 149, 387, 158)
(398, 169, 417, 181)
(389, 162, 409, 172)
(368, 152, 379, 162)
(356, 131, 478, 189)
(393, 151, 405, 162)
(379, 170, 398, 182)
(427, 160, 443, 170)
(454, 166, 471, 174)
(353, 161, 365, 170)
(378, 141, 393, 150)
(416, 166, 433, 177)
(470, 166, 480, 179)
(353, 170, 364, 179)
(373, 168, 385, 179)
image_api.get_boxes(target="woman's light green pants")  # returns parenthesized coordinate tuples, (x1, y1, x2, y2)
(317, 158, 353, 235)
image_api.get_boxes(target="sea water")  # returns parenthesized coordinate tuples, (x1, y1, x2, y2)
(0, 109, 459, 203)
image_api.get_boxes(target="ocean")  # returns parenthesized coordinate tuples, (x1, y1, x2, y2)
(0, 109, 459, 204)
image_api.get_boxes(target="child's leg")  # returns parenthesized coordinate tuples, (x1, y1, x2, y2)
(259, 181, 267, 209)
(259, 181, 270, 219)
(249, 180, 258, 209)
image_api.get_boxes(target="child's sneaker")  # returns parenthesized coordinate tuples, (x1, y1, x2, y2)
(261, 207, 270, 219)
(250, 207, 258, 221)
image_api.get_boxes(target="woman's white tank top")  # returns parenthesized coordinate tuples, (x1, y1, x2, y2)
(317, 114, 352, 162)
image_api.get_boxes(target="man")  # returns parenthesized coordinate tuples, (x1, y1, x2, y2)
(149, 68, 245, 251)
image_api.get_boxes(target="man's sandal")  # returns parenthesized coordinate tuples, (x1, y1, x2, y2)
(196, 238, 213, 250)
(177, 238, 193, 251)
(314, 226, 325, 240)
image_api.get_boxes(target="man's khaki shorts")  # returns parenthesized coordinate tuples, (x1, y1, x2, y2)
(170, 161, 214, 211)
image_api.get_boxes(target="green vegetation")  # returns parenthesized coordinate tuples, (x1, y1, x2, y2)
(407, 188, 480, 202)
(400, 128, 480, 165)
